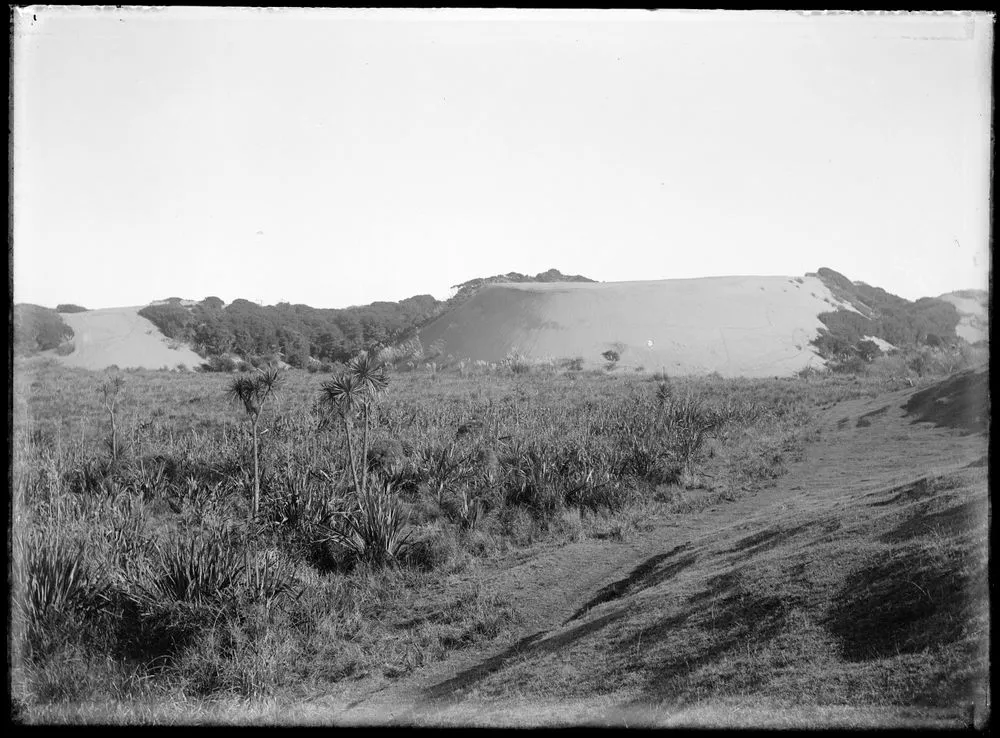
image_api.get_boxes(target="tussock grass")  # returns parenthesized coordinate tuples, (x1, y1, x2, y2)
(11, 355, 957, 719)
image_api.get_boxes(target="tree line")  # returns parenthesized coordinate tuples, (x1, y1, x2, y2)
(137, 269, 597, 367)
(138, 295, 441, 367)
(811, 267, 964, 361)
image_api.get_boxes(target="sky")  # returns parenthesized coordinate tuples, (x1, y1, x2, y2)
(12, 8, 993, 309)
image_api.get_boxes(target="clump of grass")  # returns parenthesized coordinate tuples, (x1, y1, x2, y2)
(503, 349, 533, 375)
(316, 482, 413, 569)
(14, 530, 110, 659)
(137, 530, 247, 608)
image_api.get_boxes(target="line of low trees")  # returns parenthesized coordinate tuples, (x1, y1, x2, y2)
(13, 304, 74, 354)
(139, 295, 441, 368)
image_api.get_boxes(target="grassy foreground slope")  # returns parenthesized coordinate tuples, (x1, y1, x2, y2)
(327, 371, 990, 727)
(11, 356, 989, 727)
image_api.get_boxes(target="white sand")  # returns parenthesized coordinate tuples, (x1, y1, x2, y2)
(50, 306, 204, 370)
(862, 335, 896, 353)
(937, 293, 988, 343)
(417, 275, 856, 377)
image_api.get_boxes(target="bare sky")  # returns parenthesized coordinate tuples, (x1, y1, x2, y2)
(12, 8, 993, 309)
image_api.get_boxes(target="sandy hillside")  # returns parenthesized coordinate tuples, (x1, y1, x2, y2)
(50, 306, 204, 370)
(418, 275, 857, 377)
(937, 292, 988, 343)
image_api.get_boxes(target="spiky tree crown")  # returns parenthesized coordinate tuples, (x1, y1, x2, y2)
(227, 367, 282, 419)
(320, 355, 390, 417)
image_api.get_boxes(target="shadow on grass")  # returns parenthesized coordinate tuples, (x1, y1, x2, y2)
(865, 474, 965, 510)
(826, 545, 984, 663)
(422, 543, 702, 702)
(622, 568, 799, 706)
(867, 477, 934, 508)
(723, 524, 812, 559)
(902, 370, 988, 435)
(879, 498, 983, 544)
(856, 404, 890, 428)
(564, 543, 696, 625)
(422, 609, 629, 701)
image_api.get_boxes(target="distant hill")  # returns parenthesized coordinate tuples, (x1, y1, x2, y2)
(12, 268, 987, 374)
(12, 269, 595, 370)
(416, 269, 988, 377)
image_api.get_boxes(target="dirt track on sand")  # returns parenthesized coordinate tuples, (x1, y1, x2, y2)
(307, 379, 988, 726)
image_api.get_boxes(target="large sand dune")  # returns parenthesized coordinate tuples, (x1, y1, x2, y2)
(937, 291, 989, 344)
(418, 275, 857, 377)
(50, 307, 204, 370)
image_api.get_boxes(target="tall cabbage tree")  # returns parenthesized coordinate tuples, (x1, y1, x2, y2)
(227, 367, 282, 517)
(319, 352, 389, 498)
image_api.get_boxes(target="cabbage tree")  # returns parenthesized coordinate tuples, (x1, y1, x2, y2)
(227, 367, 282, 517)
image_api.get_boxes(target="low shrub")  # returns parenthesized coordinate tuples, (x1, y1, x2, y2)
(135, 529, 246, 609)
(316, 483, 413, 569)
(14, 531, 110, 659)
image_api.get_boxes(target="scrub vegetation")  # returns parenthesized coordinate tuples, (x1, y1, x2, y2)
(10, 329, 988, 726)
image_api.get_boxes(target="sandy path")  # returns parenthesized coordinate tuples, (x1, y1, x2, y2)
(307, 381, 987, 725)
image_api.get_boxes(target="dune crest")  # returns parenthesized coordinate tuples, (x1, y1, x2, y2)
(417, 275, 856, 377)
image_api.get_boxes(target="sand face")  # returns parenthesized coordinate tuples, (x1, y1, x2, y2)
(51, 307, 204, 370)
(862, 335, 897, 353)
(937, 294, 988, 343)
(417, 275, 857, 377)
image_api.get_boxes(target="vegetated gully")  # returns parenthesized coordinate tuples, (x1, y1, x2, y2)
(312, 381, 987, 722)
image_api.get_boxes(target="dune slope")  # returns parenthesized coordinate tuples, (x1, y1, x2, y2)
(50, 307, 204, 370)
(937, 291, 989, 344)
(418, 275, 856, 377)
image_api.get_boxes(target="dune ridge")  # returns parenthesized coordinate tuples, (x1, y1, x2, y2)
(417, 275, 859, 377)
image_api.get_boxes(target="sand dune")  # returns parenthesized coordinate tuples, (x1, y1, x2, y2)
(937, 292, 988, 344)
(50, 306, 204, 370)
(417, 275, 857, 377)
